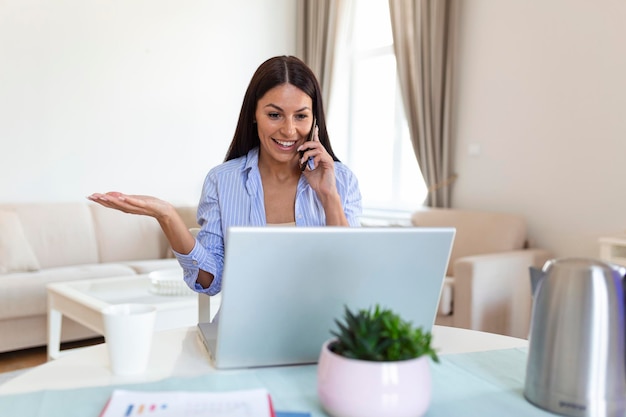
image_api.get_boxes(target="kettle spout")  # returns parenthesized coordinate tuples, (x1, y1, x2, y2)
(529, 266, 545, 297)
(529, 259, 555, 297)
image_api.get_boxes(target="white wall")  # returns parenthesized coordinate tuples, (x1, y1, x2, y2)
(0, 0, 296, 205)
(4, 0, 624, 260)
(452, 0, 626, 259)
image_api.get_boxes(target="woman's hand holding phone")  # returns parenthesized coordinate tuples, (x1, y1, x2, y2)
(299, 123, 339, 196)
(300, 118, 317, 171)
(297, 120, 345, 224)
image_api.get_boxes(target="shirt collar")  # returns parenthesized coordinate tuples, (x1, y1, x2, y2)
(244, 147, 261, 198)
(244, 147, 260, 172)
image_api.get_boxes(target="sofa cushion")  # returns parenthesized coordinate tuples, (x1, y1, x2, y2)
(0, 210, 41, 274)
(175, 205, 200, 230)
(89, 205, 171, 262)
(3, 203, 100, 269)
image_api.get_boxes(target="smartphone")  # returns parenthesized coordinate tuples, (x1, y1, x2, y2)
(300, 117, 317, 171)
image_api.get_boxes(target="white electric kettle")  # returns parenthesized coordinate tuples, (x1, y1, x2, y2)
(524, 258, 626, 417)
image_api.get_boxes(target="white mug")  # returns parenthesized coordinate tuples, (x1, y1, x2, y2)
(102, 303, 157, 376)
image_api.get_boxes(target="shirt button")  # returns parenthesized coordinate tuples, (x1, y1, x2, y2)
(192, 260, 198, 266)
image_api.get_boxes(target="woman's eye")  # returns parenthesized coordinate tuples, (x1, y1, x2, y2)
(295, 114, 308, 121)
(268, 113, 280, 119)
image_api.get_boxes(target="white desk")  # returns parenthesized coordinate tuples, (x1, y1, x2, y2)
(1, 325, 526, 395)
(0, 326, 553, 417)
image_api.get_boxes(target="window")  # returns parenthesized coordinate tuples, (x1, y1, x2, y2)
(328, 0, 427, 223)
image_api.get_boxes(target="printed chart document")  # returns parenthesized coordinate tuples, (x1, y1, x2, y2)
(99, 388, 275, 417)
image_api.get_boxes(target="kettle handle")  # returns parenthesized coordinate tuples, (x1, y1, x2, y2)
(610, 263, 626, 280)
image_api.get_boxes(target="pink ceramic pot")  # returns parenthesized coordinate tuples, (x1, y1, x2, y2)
(317, 340, 431, 417)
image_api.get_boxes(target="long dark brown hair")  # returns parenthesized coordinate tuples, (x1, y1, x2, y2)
(224, 55, 339, 162)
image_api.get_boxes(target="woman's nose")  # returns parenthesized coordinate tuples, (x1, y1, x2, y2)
(281, 119, 296, 137)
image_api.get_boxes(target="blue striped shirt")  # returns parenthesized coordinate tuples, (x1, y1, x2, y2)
(174, 147, 362, 294)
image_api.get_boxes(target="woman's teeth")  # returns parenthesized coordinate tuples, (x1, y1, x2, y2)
(274, 139, 296, 147)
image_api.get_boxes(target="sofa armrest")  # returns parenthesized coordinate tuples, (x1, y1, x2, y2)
(452, 248, 552, 338)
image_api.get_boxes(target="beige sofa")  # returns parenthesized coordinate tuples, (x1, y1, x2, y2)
(411, 208, 553, 339)
(0, 202, 198, 353)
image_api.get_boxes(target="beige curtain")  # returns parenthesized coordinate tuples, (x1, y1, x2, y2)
(296, 0, 347, 109)
(389, 0, 458, 208)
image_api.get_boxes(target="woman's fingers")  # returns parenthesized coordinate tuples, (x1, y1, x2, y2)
(87, 192, 156, 216)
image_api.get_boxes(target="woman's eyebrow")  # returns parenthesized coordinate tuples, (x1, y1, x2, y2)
(264, 103, 311, 113)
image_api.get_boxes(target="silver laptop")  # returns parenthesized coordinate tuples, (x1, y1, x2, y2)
(197, 226, 455, 369)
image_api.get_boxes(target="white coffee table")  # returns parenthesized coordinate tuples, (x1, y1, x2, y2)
(47, 273, 199, 360)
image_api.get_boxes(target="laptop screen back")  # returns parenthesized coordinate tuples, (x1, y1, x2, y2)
(198, 226, 455, 369)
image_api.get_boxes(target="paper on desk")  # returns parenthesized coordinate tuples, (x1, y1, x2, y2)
(99, 388, 275, 417)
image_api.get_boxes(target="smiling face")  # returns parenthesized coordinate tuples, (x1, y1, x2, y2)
(255, 83, 314, 168)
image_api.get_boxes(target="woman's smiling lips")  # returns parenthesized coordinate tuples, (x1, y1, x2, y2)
(273, 138, 297, 150)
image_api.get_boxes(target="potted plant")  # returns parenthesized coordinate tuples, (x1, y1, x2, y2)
(317, 305, 439, 417)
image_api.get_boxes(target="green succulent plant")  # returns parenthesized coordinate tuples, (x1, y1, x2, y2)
(329, 304, 439, 363)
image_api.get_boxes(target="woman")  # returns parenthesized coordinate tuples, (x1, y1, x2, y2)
(89, 56, 362, 295)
